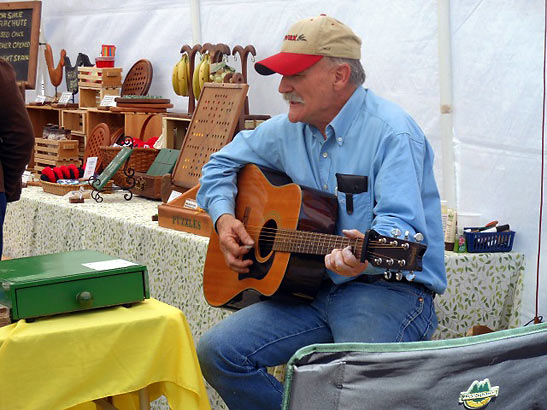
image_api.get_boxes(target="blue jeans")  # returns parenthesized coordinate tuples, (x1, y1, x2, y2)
(197, 278, 438, 410)
(0, 192, 6, 259)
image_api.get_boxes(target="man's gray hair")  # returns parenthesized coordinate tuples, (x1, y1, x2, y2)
(326, 57, 366, 85)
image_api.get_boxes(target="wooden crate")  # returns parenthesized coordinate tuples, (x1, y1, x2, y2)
(34, 138, 80, 172)
(77, 67, 122, 89)
(79, 86, 121, 109)
(61, 109, 87, 135)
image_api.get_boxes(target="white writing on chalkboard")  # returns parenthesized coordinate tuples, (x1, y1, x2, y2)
(0, 3, 41, 87)
(0, 54, 29, 62)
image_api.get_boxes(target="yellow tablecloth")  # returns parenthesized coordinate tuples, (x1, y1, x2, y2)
(0, 298, 211, 410)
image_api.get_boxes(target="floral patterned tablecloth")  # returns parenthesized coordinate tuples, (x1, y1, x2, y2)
(3, 187, 525, 408)
(433, 251, 524, 340)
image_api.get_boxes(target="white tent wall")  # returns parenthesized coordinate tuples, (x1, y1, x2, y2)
(22, 0, 546, 326)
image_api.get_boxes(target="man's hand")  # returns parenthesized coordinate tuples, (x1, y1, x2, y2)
(216, 214, 254, 273)
(324, 229, 369, 277)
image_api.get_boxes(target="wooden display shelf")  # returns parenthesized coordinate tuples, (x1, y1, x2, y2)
(85, 109, 163, 143)
(79, 86, 121, 109)
(34, 138, 80, 172)
(162, 115, 192, 150)
(61, 109, 87, 135)
(77, 67, 123, 88)
(25, 105, 63, 169)
(35, 138, 79, 160)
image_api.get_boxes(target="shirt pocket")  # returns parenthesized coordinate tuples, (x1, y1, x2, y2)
(335, 173, 373, 231)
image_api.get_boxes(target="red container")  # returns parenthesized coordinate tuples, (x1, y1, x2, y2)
(95, 56, 115, 68)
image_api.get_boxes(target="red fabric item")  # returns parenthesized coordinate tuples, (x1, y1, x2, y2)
(68, 164, 79, 179)
(52, 167, 64, 181)
(41, 167, 56, 183)
(143, 136, 159, 148)
(59, 165, 70, 179)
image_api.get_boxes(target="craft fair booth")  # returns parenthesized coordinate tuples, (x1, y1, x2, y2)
(1, 1, 546, 409)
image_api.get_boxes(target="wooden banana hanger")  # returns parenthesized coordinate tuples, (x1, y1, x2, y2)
(232, 45, 256, 115)
(180, 44, 201, 114)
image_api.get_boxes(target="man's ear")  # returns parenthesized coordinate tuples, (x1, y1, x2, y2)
(333, 63, 351, 89)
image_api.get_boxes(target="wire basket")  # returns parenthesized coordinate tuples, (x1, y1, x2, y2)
(99, 146, 159, 186)
(464, 229, 515, 253)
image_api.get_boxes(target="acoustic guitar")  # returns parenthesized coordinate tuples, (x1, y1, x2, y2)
(203, 164, 427, 310)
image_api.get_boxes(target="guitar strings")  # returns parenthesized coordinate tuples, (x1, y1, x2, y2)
(239, 224, 407, 249)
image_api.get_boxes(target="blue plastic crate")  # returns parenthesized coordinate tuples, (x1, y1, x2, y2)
(464, 228, 515, 253)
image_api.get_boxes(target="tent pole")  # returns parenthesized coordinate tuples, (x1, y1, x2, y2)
(190, 0, 202, 45)
(438, 0, 457, 209)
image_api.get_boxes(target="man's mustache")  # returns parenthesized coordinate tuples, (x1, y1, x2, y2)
(282, 92, 304, 103)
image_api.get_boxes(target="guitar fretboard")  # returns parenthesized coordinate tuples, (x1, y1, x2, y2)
(272, 228, 364, 260)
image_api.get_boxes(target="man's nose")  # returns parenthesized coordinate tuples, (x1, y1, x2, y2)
(278, 76, 292, 94)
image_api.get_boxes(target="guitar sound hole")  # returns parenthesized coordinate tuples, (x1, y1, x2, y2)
(258, 219, 277, 258)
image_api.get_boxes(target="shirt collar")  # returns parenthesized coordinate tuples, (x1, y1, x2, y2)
(329, 87, 366, 146)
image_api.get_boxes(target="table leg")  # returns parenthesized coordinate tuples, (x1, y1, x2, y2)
(138, 386, 150, 410)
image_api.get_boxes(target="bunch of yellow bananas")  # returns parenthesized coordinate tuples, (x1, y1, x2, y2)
(192, 53, 210, 100)
(171, 53, 190, 97)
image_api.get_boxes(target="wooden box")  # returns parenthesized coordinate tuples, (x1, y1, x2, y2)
(158, 185, 213, 237)
(79, 86, 121, 109)
(78, 67, 123, 89)
(61, 109, 87, 135)
(134, 172, 162, 199)
(0, 250, 150, 320)
(133, 149, 179, 200)
(34, 138, 80, 172)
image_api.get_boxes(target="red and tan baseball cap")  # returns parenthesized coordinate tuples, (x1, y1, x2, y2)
(255, 14, 362, 76)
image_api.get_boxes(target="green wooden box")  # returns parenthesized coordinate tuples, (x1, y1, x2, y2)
(0, 250, 150, 320)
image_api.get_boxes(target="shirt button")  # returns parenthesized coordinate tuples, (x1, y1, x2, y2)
(322, 152, 328, 158)
(337, 137, 343, 143)
(323, 184, 328, 190)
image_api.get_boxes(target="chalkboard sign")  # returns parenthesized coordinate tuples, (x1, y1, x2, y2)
(0, 1, 41, 89)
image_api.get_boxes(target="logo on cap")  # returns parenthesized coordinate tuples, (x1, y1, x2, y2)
(284, 34, 307, 42)
(458, 379, 499, 409)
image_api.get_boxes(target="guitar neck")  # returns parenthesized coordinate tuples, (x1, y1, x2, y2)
(272, 228, 364, 260)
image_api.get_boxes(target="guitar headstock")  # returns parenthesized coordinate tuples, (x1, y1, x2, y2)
(362, 229, 427, 281)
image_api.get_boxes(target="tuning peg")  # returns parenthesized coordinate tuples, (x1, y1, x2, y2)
(386, 258, 394, 266)
(391, 228, 401, 238)
(384, 270, 392, 280)
(404, 230, 409, 240)
(398, 259, 406, 267)
(395, 271, 403, 281)
(373, 257, 383, 265)
(406, 271, 416, 281)
(414, 233, 424, 243)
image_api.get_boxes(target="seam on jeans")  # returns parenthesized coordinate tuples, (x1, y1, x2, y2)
(257, 367, 285, 394)
(395, 289, 426, 342)
(242, 324, 328, 367)
(419, 296, 437, 340)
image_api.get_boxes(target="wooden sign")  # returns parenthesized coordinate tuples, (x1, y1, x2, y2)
(0, 1, 41, 89)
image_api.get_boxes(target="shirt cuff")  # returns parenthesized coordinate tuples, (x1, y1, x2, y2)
(208, 199, 235, 228)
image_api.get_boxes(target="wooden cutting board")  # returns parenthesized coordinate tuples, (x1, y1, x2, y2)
(115, 103, 174, 109)
(110, 106, 170, 113)
(114, 97, 171, 104)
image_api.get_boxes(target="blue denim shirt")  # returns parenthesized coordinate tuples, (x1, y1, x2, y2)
(197, 87, 446, 294)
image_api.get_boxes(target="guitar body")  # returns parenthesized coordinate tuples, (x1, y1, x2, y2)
(203, 164, 338, 309)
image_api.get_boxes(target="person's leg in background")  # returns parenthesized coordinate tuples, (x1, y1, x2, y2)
(0, 192, 6, 259)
